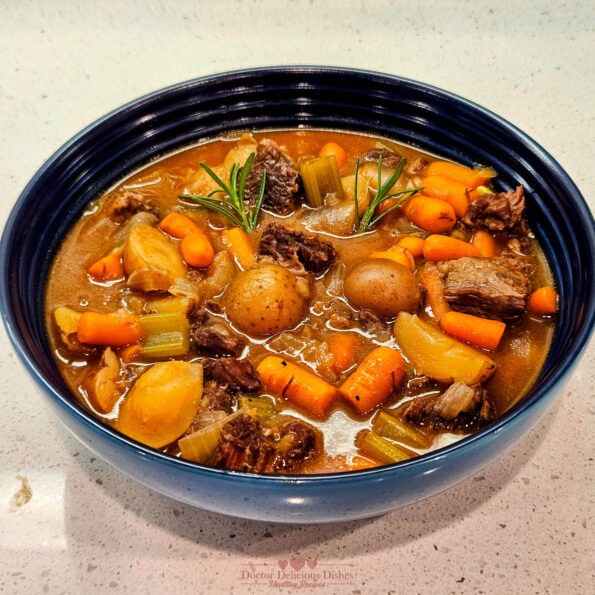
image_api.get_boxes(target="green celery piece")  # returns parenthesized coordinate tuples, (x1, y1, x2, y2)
(299, 155, 344, 207)
(138, 312, 190, 358)
(355, 430, 416, 464)
(372, 410, 433, 449)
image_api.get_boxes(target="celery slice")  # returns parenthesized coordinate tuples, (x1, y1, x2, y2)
(300, 155, 344, 207)
(138, 312, 190, 358)
(147, 296, 192, 314)
(178, 409, 245, 464)
(355, 430, 416, 464)
(238, 395, 277, 419)
(372, 410, 432, 449)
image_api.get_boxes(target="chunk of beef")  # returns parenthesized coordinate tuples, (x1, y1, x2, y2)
(106, 191, 160, 223)
(462, 186, 526, 232)
(200, 380, 237, 414)
(357, 309, 391, 341)
(401, 383, 493, 432)
(213, 413, 320, 474)
(244, 139, 302, 215)
(440, 256, 532, 323)
(363, 147, 402, 170)
(191, 324, 245, 357)
(258, 223, 337, 276)
(214, 413, 278, 473)
(203, 358, 262, 393)
(407, 157, 429, 175)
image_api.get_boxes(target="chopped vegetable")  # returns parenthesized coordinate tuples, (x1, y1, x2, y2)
(300, 155, 344, 207)
(87, 247, 125, 282)
(118, 361, 203, 449)
(77, 309, 143, 347)
(424, 160, 494, 188)
(418, 263, 450, 321)
(327, 332, 359, 374)
(471, 229, 499, 257)
(370, 246, 415, 271)
(178, 409, 245, 464)
(318, 142, 347, 168)
(440, 310, 506, 351)
(422, 234, 480, 261)
(54, 305, 82, 338)
(159, 211, 201, 238)
(238, 395, 278, 419)
(138, 311, 190, 358)
(394, 312, 497, 384)
(402, 195, 457, 233)
(339, 346, 405, 414)
(221, 226, 257, 270)
(421, 175, 478, 217)
(355, 430, 416, 464)
(123, 223, 186, 284)
(85, 347, 121, 413)
(257, 355, 336, 417)
(397, 236, 425, 258)
(180, 231, 215, 268)
(147, 296, 192, 315)
(372, 410, 432, 449)
(527, 286, 559, 315)
(180, 152, 266, 231)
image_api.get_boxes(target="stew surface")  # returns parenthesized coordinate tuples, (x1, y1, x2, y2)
(45, 129, 556, 473)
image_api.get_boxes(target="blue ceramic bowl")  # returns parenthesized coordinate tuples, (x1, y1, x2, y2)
(1, 67, 594, 523)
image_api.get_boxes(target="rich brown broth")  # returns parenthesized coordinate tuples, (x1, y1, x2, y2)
(45, 129, 555, 473)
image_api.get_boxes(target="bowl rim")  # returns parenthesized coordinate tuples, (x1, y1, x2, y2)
(2, 65, 594, 485)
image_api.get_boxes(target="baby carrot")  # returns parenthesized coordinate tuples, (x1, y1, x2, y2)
(257, 356, 337, 417)
(471, 229, 499, 257)
(402, 195, 457, 233)
(440, 311, 506, 351)
(339, 346, 405, 414)
(180, 231, 214, 268)
(87, 247, 124, 282)
(77, 310, 143, 347)
(370, 246, 415, 270)
(327, 332, 359, 374)
(418, 262, 450, 320)
(425, 161, 494, 189)
(221, 227, 256, 270)
(527, 286, 558, 315)
(421, 175, 473, 217)
(397, 236, 425, 258)
(159, 212, 201, 238)
(319, 142, 347, 169)
(423, 234, 480, 261)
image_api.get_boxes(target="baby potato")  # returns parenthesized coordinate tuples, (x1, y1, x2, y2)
(343, 258, 420, 319)
(123, 223, 186, 288)
(118, 361, 203, 448)
(224, 263, 309, 337)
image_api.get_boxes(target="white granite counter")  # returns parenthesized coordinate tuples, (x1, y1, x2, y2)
(0, 1, 592, 593)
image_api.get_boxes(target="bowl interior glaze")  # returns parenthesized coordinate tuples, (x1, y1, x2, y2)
(1, 67, 594, 522)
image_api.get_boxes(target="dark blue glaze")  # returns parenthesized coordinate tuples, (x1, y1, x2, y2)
(1, 67, 594, 522)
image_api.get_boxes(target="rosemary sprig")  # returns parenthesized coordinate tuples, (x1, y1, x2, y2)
(354, 156, 422, 234)
(179, 152, 266, 232)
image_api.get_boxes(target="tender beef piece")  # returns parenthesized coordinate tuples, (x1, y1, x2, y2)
(244, 139, 302, 215)
(203, 358, 262, 393)
(214, 413, 278, 473)
(357, 309, 391, 341)
(213, 414, 320, 474)
(462, 186, 526, 232)
(191, 324, 245, 357)
(440, 256, 532, 323)
(402, 383, 493, 432)
(188, 306, 208, 326)
(197, 380, 236, 414)
(363, 148, 402, 170)
(407, 157, 429, 175)
(258, 223, 337, 276)
(106, 191, 160, 223)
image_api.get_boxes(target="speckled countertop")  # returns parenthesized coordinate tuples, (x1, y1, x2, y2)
(0, 1, 593, 593)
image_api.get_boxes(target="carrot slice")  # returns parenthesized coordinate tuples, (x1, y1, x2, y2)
(423, 234, 480, 261)
(421, 175, 473, 217)
(159, 212, 201, 238)
(339, 346, 405, 414)
(318, 142, 347, 168)
(257, 356, 336, 417)
(180, 231, 214, 268)
(327, 333, 359, 374)
(221, 227, 256, 270)
(77, 310, 142, 347)
(396, 236, 425, 258)
(87, 247, 124, 282)
(440, 311, 506, 351)
(402, 195, 457, 233)
(471, 229, 499, 257)
(425, 160, 494, 188)
(370, 246, 415, 270)
(527, 286, 558, 315)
